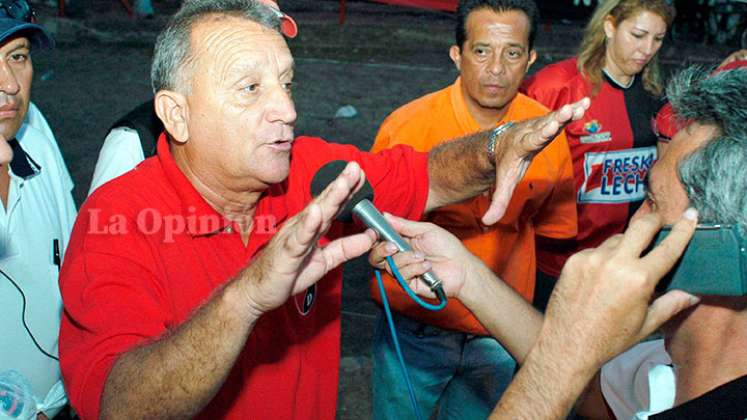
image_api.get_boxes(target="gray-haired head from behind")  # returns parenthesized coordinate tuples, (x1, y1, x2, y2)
(668, 66, 747, 227)
(150, 0, 282, 94)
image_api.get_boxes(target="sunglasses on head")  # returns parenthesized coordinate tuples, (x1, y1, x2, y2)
(0, 0, 35, 23)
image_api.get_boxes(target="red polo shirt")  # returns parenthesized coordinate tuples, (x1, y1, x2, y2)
(59, 135, 428, 420)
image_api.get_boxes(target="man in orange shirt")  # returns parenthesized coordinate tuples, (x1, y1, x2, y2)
(369, 1, 576, 418)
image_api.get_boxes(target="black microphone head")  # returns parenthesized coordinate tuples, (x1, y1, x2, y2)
(310, 160, 374, 223)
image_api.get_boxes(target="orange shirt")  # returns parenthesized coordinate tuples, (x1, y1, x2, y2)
(369, 78, 577, 335)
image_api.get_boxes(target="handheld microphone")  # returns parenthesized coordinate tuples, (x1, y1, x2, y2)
(311, 160, 446, 300)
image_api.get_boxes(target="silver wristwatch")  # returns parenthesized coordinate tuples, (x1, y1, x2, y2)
(487, 121, 514, 165)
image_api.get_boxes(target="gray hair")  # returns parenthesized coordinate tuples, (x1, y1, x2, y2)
(150, 0, 282, 93)
(668, 66, 747, 226)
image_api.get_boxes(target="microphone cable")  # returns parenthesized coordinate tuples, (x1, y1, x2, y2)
(374, 255, 447, 420)
(0, 267, 60, 361)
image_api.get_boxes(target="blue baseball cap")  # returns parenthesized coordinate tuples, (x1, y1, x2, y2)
(0, 0, 54, 49)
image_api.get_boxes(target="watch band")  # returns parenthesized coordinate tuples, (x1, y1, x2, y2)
(487, 121, 514, 165)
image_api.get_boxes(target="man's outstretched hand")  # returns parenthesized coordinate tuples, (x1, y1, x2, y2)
(241, 161, 377, 317)
(484, 97, 590, 225)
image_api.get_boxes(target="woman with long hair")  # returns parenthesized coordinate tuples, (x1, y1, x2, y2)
(523, 0, 675, 310)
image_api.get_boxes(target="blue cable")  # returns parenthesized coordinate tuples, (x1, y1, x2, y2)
(387, 256, 447, 311)
(374, 255, 447, 420)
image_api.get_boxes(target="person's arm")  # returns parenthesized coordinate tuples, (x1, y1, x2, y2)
(99, 268, 260, 419)
(458, 258, 543, 364)
(491, 210, 699, 419)
(367, 219, 605, 419)
(425, 98, 590, 225)
(371, 210, 699, 419)
(98, 162, 376, 419)
(367, 214, 543, 363)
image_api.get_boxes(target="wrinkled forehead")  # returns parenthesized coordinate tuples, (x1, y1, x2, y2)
(465, 8, 530, 46)
(188, 14, 293, 75)
(193, 15, 290, 56)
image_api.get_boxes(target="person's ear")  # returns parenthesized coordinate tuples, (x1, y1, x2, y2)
(527, 49, 538, 72)
(449, 45, 462, 72)
(603, 16, 617, 40)
(155, 90, 189, 144)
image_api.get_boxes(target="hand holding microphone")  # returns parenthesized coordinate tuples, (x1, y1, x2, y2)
(311, 160, 447, 302)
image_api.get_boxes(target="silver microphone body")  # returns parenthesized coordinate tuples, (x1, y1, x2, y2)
(353, 199, 443, 291)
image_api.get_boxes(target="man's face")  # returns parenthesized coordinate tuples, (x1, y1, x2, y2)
(643, 123, 718, 224)
(0, 36, 32, 142)
(181, 16, 296, 188)
(450, 8, 536, 117)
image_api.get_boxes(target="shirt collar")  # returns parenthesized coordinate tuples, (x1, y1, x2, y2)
(156, 134, 290, 237)
(8, 138, 41, 180)
(602, 68, 635, 90)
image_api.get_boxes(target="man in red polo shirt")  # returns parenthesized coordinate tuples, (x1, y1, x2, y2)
(57, 1, 589, 419)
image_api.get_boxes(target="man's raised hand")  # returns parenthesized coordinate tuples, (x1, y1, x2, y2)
(540, 209, 700, 371)
(242, 161, 376, 317)
(483, 97, 590, 225)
